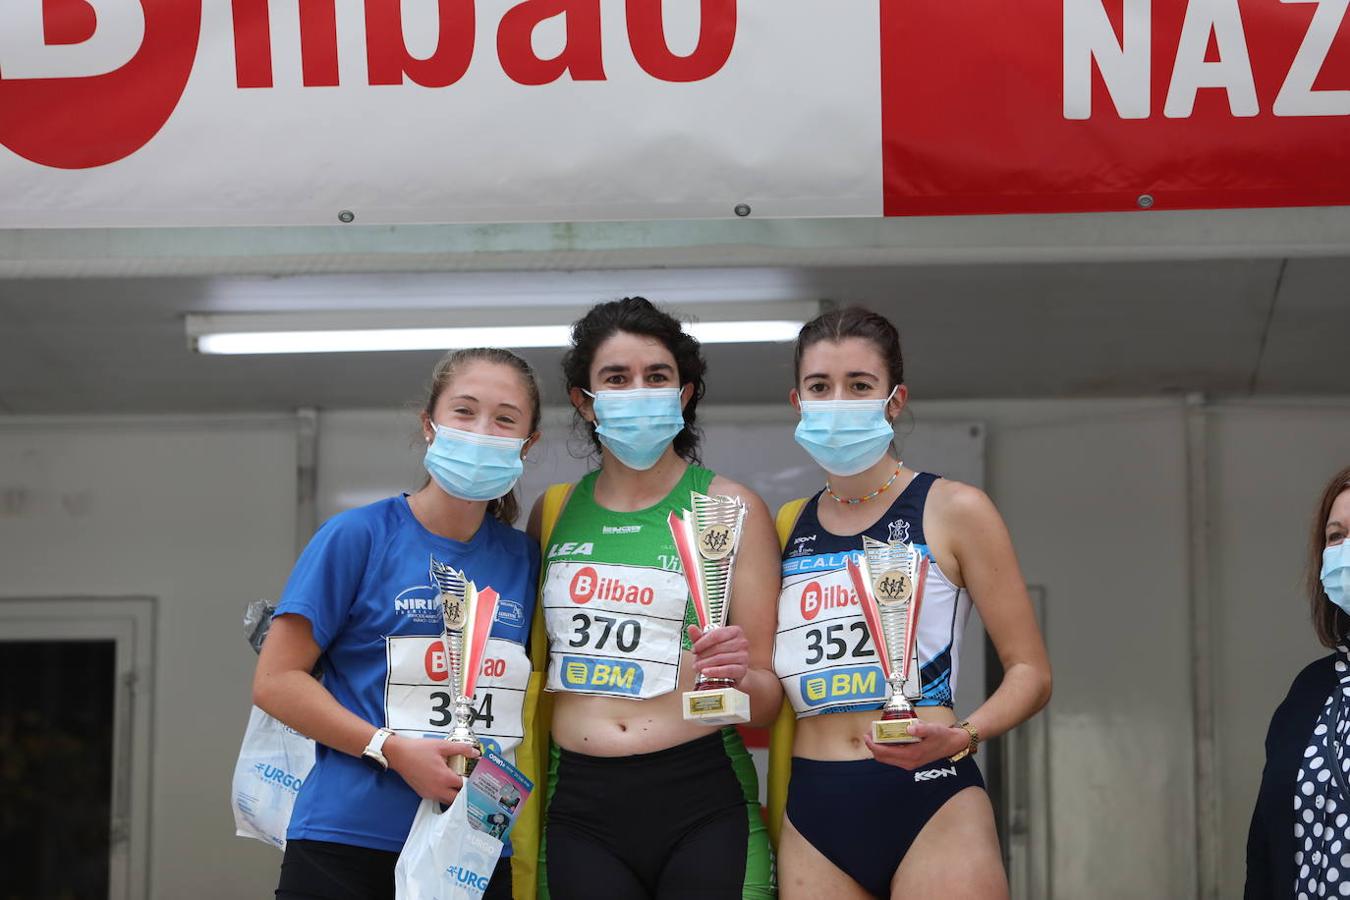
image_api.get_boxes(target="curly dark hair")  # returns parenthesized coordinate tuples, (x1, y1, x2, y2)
(561, 297, 706, 464)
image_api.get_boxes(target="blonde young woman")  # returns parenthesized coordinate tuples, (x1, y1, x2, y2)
(255, 349, 542, 900)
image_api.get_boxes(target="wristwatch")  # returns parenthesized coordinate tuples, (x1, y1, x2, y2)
(948, 720, 980, 763)
(362, 727, 395, 771)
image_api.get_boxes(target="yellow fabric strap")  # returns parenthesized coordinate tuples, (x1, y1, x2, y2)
(766, 497, 809, 848)
(530, 483, 572, 671)
(510, 482, 572, 900)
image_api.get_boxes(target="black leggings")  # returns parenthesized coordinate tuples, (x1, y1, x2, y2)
(275, 838, 512, 900)
(543, 732, 755, 899)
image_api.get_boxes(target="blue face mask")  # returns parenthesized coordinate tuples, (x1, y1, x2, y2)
(794, 388, 898, 477)
(1324, 543, 1350, 615)
(424, 424, 526, 502)
(586, 387, 685, 471)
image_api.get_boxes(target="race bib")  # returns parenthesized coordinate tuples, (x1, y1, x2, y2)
(384, 635, 530, 763)
(774, 561, 917, 717)
(542, 560, 686, 700)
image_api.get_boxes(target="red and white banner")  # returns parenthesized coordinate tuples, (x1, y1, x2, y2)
(1, 0, 1347, 227)
(884, 0, 1350, 214)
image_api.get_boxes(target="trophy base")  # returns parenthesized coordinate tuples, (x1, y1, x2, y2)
(448, 753, 478, 776)
(871, 715, 920, 744)
(682, 686, 751, 725)
(446, 734, 483, 776)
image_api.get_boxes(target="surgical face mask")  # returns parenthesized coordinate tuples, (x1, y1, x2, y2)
(793, 387, 898, 477)
(424, 424, 526, 502)
(585, 387, 685, 471)
(1324, 543, 1350, 615)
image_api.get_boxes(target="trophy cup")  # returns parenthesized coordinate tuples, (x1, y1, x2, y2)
(668, 491, 750, 725)
(845, 536, 929, 744)
(431, 559, 501, 775)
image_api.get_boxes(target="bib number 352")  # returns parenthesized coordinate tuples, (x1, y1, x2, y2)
(803, 621, 873, 666)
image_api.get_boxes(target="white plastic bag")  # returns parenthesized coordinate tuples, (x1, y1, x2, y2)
(395, 792, 504, 900)
(231, 705, 315, 849)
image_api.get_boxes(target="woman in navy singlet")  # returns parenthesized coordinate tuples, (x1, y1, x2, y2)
(773, 307, 1052, 899)
(253, 348, 543, 900)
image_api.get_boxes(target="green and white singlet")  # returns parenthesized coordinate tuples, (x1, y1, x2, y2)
(538, 465, 774, 899)
(541, 465, 707, 699)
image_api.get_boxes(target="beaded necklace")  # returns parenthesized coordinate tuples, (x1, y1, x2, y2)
(825, 462, 904, 505)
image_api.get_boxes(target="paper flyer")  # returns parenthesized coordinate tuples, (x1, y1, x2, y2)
(464, 750, 533, 842)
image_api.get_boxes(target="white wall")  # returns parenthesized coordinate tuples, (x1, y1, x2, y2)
(3, 398, 1346, 899)
(1212, 403, 1350, 900)
(0, 416, 298, 899)
(923, 396, 1350, 899)
(955, 399, 1198, 898)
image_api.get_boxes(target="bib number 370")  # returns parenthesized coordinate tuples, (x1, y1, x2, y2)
(568, 613, 641, 653)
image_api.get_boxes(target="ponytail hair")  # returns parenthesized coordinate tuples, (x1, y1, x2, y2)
(793, 306, 904, 392)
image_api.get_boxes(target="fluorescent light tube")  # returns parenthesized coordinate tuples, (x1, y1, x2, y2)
(196, 326, 574, 355)
(194, 321, 804, 355)
(187, 304, 815, 355)
(690, 320, 802, 344)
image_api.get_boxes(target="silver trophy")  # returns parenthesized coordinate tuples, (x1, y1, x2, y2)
(668, 491, 750, 725)
(430, 558, 500, 775)
(846, 535, 928, 743)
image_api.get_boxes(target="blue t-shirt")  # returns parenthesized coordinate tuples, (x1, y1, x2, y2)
(276, 495, 538, 853)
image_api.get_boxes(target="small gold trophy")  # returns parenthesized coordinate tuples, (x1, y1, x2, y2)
(668, 491, 750, 725)
(431, 558, 501, 775)
(846, 536, 929, 744)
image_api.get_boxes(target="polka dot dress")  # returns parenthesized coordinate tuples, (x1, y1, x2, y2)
(1295, 647, 1350, 899)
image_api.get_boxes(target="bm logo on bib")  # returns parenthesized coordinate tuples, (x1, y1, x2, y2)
(800, 665, 886, 707)
(561, 656, 644, 696)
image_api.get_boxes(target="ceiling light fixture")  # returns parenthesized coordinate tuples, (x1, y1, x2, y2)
(186, 302, 817, 355)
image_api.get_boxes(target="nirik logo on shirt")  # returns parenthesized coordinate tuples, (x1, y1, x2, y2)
(393, 586, 443, 625)
(393, 585, 521, 627)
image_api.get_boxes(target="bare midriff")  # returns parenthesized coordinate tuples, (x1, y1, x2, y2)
(793, 704, 957, 761)
(550, 650, 721, 756)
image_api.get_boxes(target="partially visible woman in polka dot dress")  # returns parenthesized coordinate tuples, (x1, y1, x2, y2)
(1247, 465, 1350, 900)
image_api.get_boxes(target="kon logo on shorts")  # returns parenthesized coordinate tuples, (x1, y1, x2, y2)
(914, 766, 957, 782)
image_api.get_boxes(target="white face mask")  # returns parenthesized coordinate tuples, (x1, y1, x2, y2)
(583, 387, 684, 471)
(423, 424, 525, 502)
(793, 387, 898, 476)
(1325, 543, 1350, 615)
